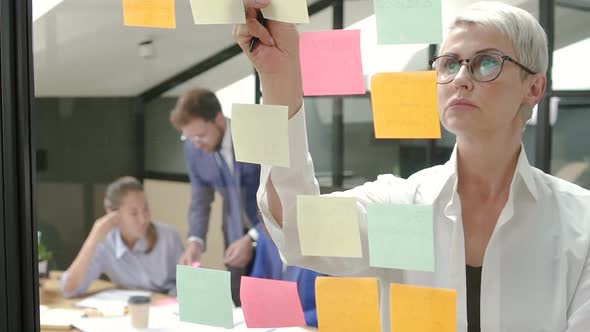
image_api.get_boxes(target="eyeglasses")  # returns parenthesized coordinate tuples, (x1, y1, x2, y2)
(180, 134, 207, 144)
(429, 51, 536, 84)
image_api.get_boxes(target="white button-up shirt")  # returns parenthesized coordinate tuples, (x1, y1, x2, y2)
(257, 106, 590, 332)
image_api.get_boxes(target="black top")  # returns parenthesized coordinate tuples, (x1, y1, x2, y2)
(466, 265, 482, 332)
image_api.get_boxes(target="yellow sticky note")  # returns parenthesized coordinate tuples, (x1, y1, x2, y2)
(261, 0, 309, 24)
(297, 196, 362, 258)
(231, 104, 290, 168)
(371, 71, 441, 139)
(189, 0, 246, 24)
(390, 283, 457, 332)
(315, 277, 382, 332)
(123, 0, 176, 29)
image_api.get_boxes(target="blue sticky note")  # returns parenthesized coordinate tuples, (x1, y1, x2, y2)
(367, 204, 434, 271)
(374, 0, 443, 45)
(176, 265, 233, 329)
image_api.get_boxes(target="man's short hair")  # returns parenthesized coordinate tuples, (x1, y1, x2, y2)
(170, 88, 222, 129)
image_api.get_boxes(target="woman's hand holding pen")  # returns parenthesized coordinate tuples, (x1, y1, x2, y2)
(234, 0, 303, 118)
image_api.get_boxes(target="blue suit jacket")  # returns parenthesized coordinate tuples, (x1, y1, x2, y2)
(184, 136, 262, 248)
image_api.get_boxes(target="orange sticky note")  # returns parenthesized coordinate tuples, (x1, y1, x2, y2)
(371, 71, 441, 139)
(123, 0, 176, 29)
(315, 277, 381, 332)
(390, 283, 457, 332)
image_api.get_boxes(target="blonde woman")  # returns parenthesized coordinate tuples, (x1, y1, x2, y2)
(61, 177, 183, 297)
(235, 1, 590, 331)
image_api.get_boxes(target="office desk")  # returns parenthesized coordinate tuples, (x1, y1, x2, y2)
(40, 272, 169, 332)
(40, 272, 317, 332)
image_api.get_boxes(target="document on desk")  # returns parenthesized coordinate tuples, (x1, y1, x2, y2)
(73, 307, 308, 331)
(75, 289, 152, 313)
(40, 308, 85, 330)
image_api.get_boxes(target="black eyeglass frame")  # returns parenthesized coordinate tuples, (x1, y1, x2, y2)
(429, 51, 537, 84)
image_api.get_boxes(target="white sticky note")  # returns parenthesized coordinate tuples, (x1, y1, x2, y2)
(261, 0, 309, 24)
(189, 0, 246, 24)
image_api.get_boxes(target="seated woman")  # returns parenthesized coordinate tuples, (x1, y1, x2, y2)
(61, 176, 184, 297)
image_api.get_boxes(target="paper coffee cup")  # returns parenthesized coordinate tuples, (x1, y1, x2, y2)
(128, 295, 150, 329)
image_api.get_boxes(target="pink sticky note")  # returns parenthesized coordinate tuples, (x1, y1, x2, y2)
(240, 276, 306, 328)
(300, 30, 365, 96)
(191, 261, 201, 268)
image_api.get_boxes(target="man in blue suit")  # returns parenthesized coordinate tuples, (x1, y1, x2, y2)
(170, 88, 263, 305)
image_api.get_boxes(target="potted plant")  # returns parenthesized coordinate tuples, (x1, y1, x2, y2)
(38, 231, 53, 278)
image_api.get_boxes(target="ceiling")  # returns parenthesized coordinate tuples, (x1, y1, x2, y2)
(32, 0, 590, 97)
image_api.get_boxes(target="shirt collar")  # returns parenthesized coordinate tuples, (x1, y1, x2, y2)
(114, 228, 149, 259)
(221, 117, 232, 154)
(443, 143, 538, 201)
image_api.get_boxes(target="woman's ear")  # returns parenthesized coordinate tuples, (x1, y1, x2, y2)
(524, 74, 547, 107)
(104, 198, 113, 213)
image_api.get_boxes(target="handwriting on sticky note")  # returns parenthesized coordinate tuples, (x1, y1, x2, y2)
(231, 104, 290, 168)
(368, 203, 434, 271)
(374, 0, 442, 45)
(371, 71, 441, 139)
(176, 265, 233, 329)
(315, 277, 381, 332)
(240, 277, 305, 328)
(390, 283, 457, 332)
(296, 195, 362, 257)
(300, 30, 366, 96)
(261, 0, 309, 23)
(123, 0, 176, 29)
(189, 0, 246, 24)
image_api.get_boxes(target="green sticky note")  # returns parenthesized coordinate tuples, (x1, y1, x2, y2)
(374, 0, 442, 45)
(176, 265, 233, 329)
(367, 204, 434, 271)
(231, 104, 290, 168)
(297, 196, 362, 257)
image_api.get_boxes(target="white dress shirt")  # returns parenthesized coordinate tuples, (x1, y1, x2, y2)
(256, 106, 590, 332)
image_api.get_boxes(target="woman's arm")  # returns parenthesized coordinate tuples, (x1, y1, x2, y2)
(61, 212, 118, 297)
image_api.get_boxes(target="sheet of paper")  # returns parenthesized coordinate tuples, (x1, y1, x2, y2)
(189, 0, 246, 24)
(315, 277, 381, 332)
(390, 283, 457, 332)
(371, 71, 441, 139)
(41, 308, 85, 329)
(176, 265, 233, 329)
(75, 289, 152, 311)
(300, 30, 366, 96)
(231, 104, 290, 168)
(122, 0, 176, 29)
(296, 195, 362, 257)
(73, 307, 248, 332)
(261, 0, 309, 23)
(374, 0, 442, 45)
(367, 203, 434, 271)
(240, 276, 305, 328)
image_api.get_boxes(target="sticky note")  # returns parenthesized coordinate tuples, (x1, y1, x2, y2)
(261, 0, 309, 24)
(240, 276, 305, 328)
(390, 283, 457, 332)
(315, 277, 381, 332)
(122, 0, 176, 29)
(231, 104, 290, 167)
(374, 0, 442, 45)
(189, 0, 246, 24)
(176, 265, 233, 329)
(371, 71, 441, 139)
(297, 196, 362, 257)
(300, 30, 366, 96)
(368, 203, 434, 271)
